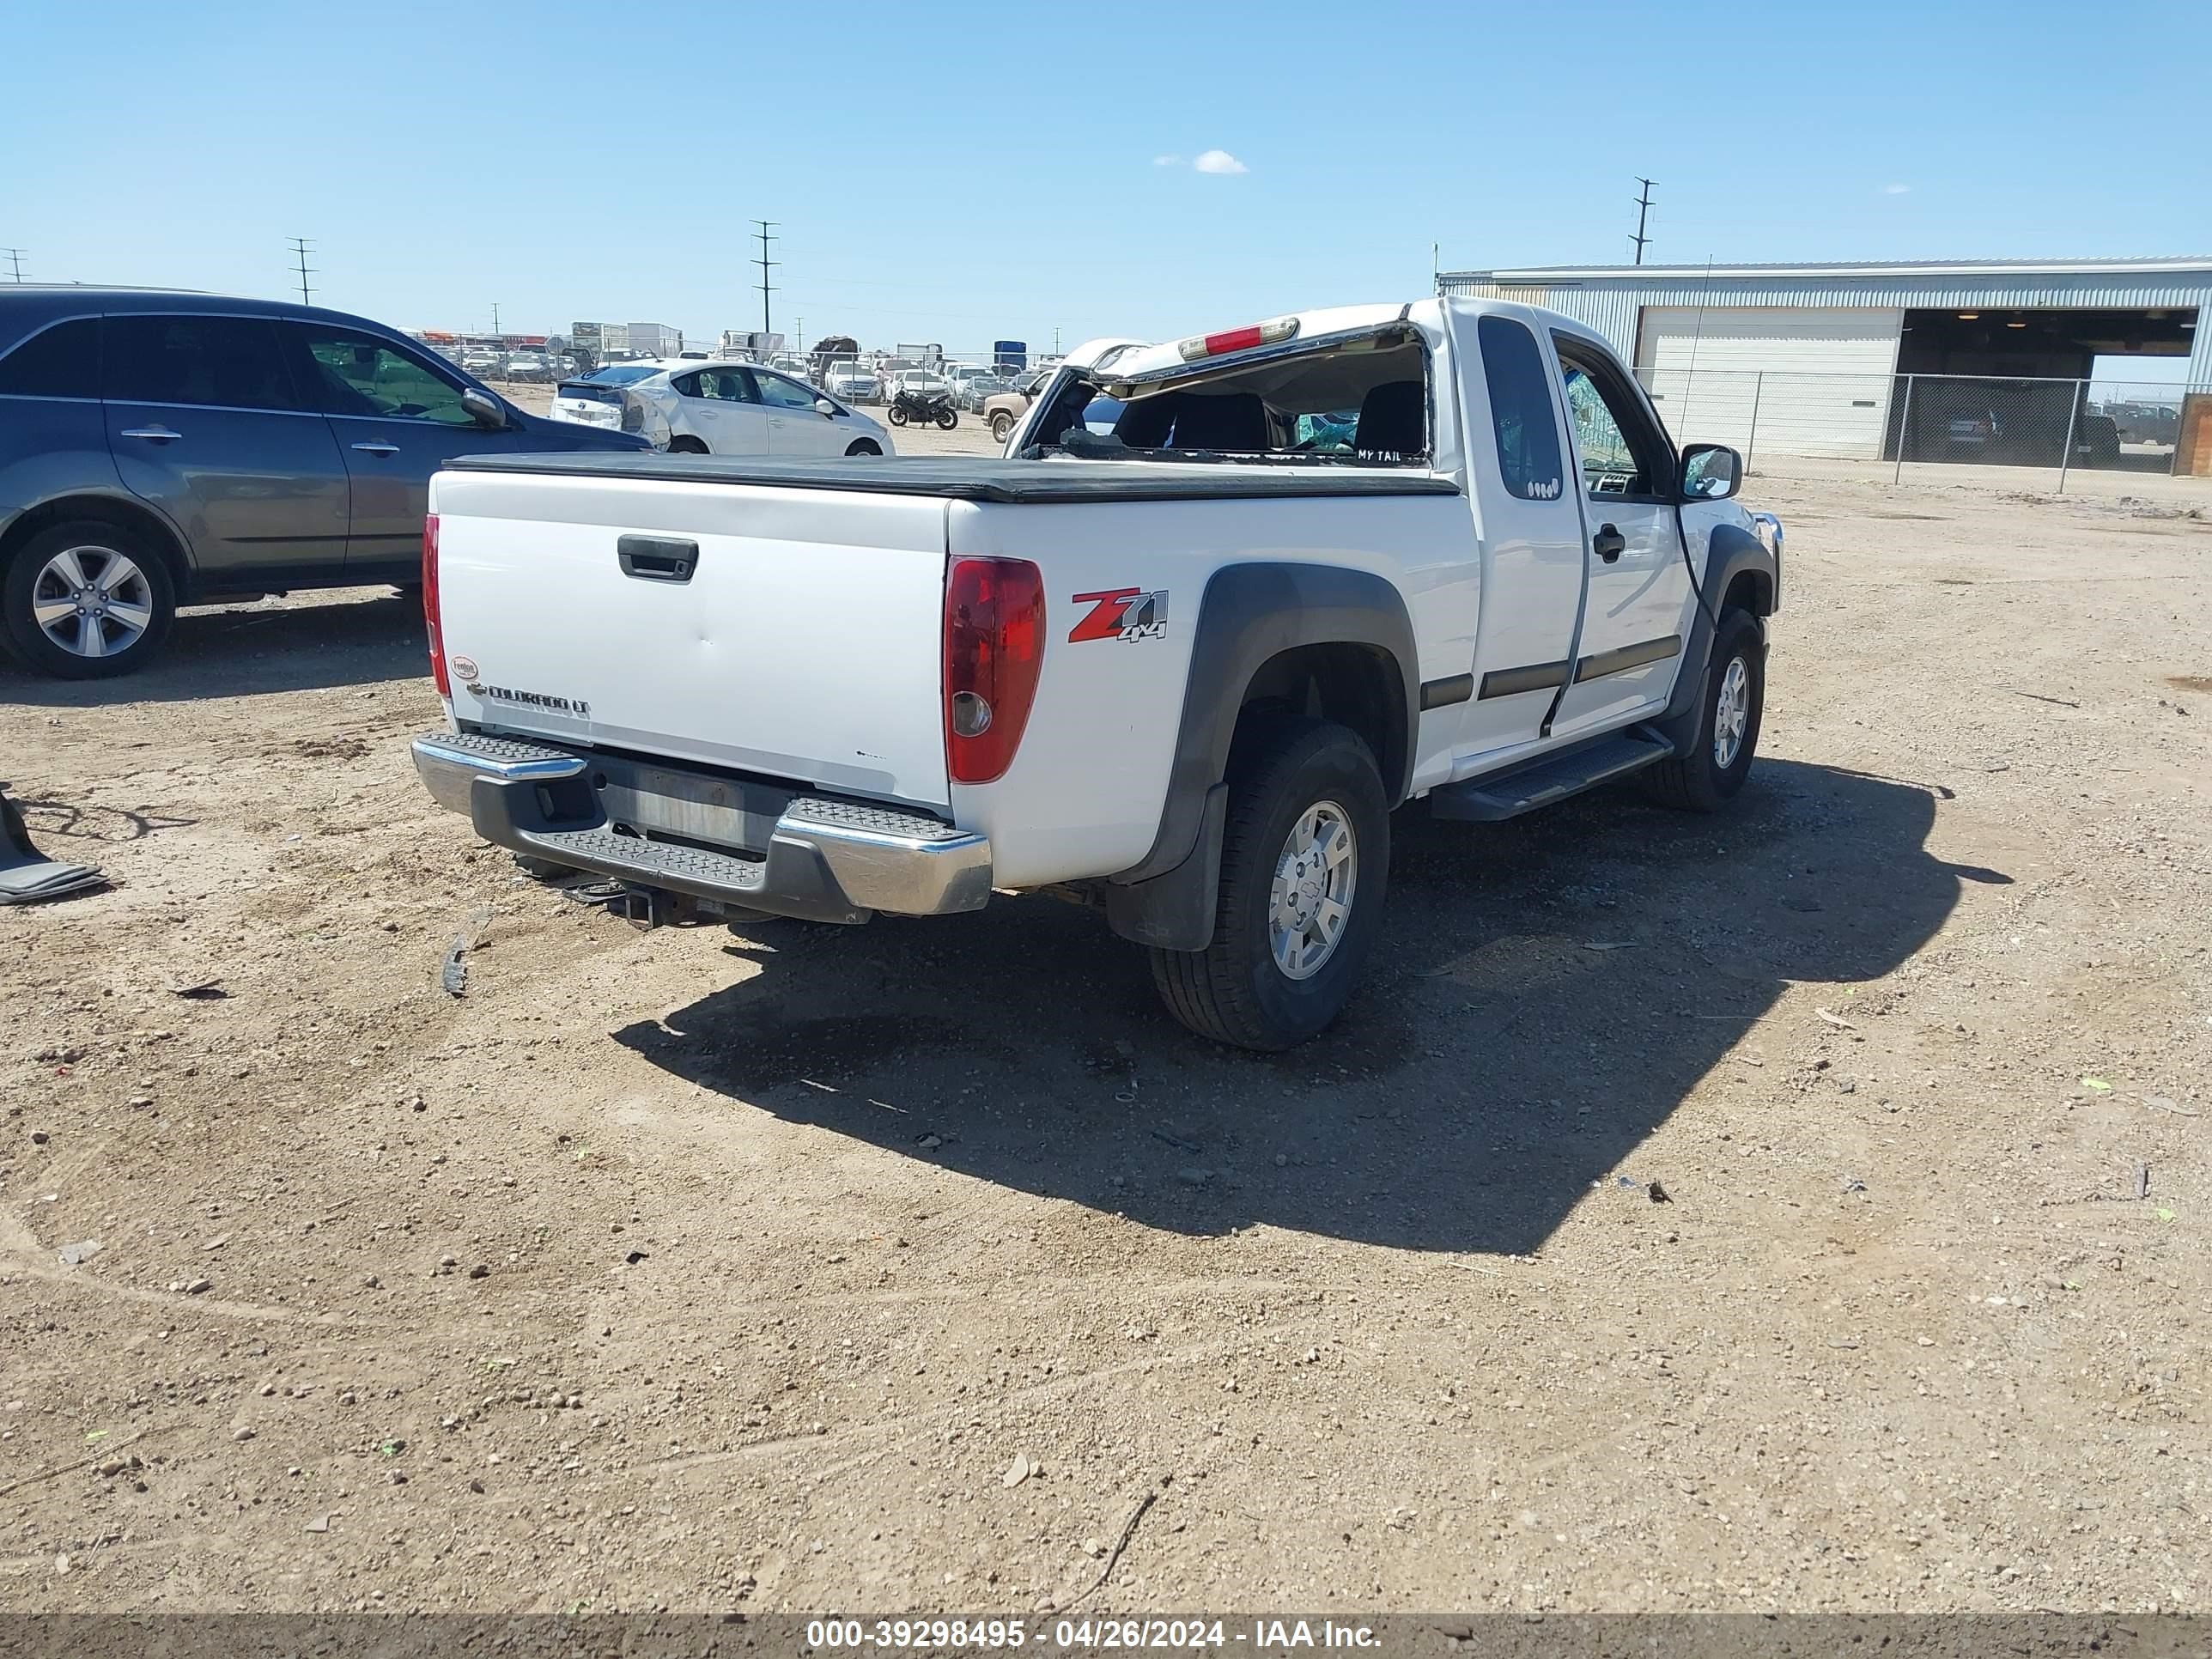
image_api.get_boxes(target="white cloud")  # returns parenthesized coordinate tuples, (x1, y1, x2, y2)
(1881, 183, 1911, 195)
(1153, 154, 1182, 167)
(1193, 149, 1249, 175)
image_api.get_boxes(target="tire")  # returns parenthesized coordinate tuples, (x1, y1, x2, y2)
(666, 435, 708, 455)
(1642, 608, 1765, 811)
(845, 441, 882, 458)
(989, 411, 1014, 442)
(936, 409, 958, 430)
(887, 406, 908, 428)
(2, 519, 178, 680)
(1148, 718, 1390, 1051)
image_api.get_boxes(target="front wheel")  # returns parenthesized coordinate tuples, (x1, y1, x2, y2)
(989, 411, 1014, 442)
(1149, 718, 1389, 1050)
(936, 409, 958, 430)
(1643, 608, 1765, 811)
(887, 405, 908, 427)
(845, 440, 882, 458)
(2, 520, 178, 679)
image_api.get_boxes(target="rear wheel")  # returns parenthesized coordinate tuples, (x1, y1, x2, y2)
(1149, 718, 1389, 1050)
(1642, 608, 1765, 811)
(2, 520, 178, 679)
(989, 411, 1015, 442)
(666, 435, 708, 454)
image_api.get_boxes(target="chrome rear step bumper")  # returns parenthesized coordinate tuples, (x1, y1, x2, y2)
(411, 732, 991, 923)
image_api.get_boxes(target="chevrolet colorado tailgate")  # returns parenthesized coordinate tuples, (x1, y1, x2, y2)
(428, 461, 953, 806)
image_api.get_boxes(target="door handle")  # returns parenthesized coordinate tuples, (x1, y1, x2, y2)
(119, 426, 182, 443)
(617, 534, 699, 584)
(350, 441, 401, 457)
(1592, 523, 1626, 563)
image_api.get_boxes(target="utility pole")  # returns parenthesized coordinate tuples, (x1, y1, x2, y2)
(752, 220, 779, 337)
(796, 318, 804, 355)
(491, 301, 501, 336)
(3, 248, 25, 283)
(288, 237, 315, 305)
(1630, 179, 1656, 265)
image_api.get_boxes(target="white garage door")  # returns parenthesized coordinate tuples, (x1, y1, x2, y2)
(1636, 307, 1904, 460)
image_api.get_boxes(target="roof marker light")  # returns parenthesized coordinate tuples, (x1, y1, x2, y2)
(1176, 315, 1300, 362)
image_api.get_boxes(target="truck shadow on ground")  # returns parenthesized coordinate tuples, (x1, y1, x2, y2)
(0, 589, 421, 707)
(614, 758, 2007, 1256)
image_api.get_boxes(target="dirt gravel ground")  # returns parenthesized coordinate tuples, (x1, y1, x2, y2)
(2, 455, 2209, 1618)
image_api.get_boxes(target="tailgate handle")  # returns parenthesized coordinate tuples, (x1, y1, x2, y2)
(617, 535, 700, 583)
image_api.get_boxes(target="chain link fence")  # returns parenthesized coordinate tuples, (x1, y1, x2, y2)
(1635, 366, 2207, 492)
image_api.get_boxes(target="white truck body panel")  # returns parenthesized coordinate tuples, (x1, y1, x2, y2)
(944, 489, 1481, 886)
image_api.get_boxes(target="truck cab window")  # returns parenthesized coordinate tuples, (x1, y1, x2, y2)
(1553, 341, 1668, 498)
(1475, 316, 1565, 501)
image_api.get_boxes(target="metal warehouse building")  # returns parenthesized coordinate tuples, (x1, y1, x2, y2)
(1437, 258, 2212, 476)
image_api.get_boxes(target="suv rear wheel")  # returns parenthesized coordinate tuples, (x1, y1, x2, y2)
(1149, 717, 1389, 1050)
(2, 520, 178, 679)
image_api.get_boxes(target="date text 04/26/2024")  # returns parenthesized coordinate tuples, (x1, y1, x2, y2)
(801, 1619, 1381, 1650)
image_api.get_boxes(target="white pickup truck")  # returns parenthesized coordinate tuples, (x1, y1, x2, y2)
(411, 299, 1781, 1049)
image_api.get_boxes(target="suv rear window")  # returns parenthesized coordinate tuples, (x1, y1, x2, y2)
(103, 314, 301, 411)
(0, 317, 99, 398)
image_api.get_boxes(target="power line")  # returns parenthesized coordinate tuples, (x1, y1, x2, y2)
(1630, 179, 1656, 265)
(3, 248, 25, 283)
(752, 220, 779, 337)
(288, 237, 316, 306)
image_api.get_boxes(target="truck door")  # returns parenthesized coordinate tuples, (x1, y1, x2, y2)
(1450, 312, 1587, 767)
(1546, 336, 1694, 738)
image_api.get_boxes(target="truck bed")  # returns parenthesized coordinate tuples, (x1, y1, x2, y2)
(440, 452, 1464, 503)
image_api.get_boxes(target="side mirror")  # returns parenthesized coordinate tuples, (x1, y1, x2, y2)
(460, 386, 507, 430)
(1680, 443, 1742, 500)
(815, 398, 840, 416)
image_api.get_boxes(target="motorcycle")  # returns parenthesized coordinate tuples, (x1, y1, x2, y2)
(887, 388, 959, 430)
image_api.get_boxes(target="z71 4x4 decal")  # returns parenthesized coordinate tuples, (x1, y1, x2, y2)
(1069, 587, 1169, 643)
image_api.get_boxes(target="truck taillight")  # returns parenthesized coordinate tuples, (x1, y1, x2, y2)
(943, 557, 1044, 785)
(1176, 315, 1299, 362)
(422, 514, 450, 698)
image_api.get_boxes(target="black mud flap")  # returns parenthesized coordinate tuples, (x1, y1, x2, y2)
(0, 790, 107, 905)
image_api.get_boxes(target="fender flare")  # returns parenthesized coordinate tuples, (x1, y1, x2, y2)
(1103, 562, 1419, 951)
(1654, 520, 1778, 738)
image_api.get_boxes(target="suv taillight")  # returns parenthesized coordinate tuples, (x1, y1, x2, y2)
(422, 514, 450, 697)
(943, 557, 1044, 784)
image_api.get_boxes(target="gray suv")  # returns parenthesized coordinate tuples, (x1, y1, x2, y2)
(0, 288, 649, 678)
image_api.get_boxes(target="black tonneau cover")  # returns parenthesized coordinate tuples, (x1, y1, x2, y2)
(441, 452, 1462, 504)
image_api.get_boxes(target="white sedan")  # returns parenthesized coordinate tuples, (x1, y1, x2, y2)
(553, 362, 895, 457)
(549, 361, 678, 431)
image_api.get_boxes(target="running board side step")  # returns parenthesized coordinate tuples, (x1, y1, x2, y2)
(1429, 732, 1673, 823)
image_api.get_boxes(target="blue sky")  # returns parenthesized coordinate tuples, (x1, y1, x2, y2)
(7, 0, 2207, 356)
